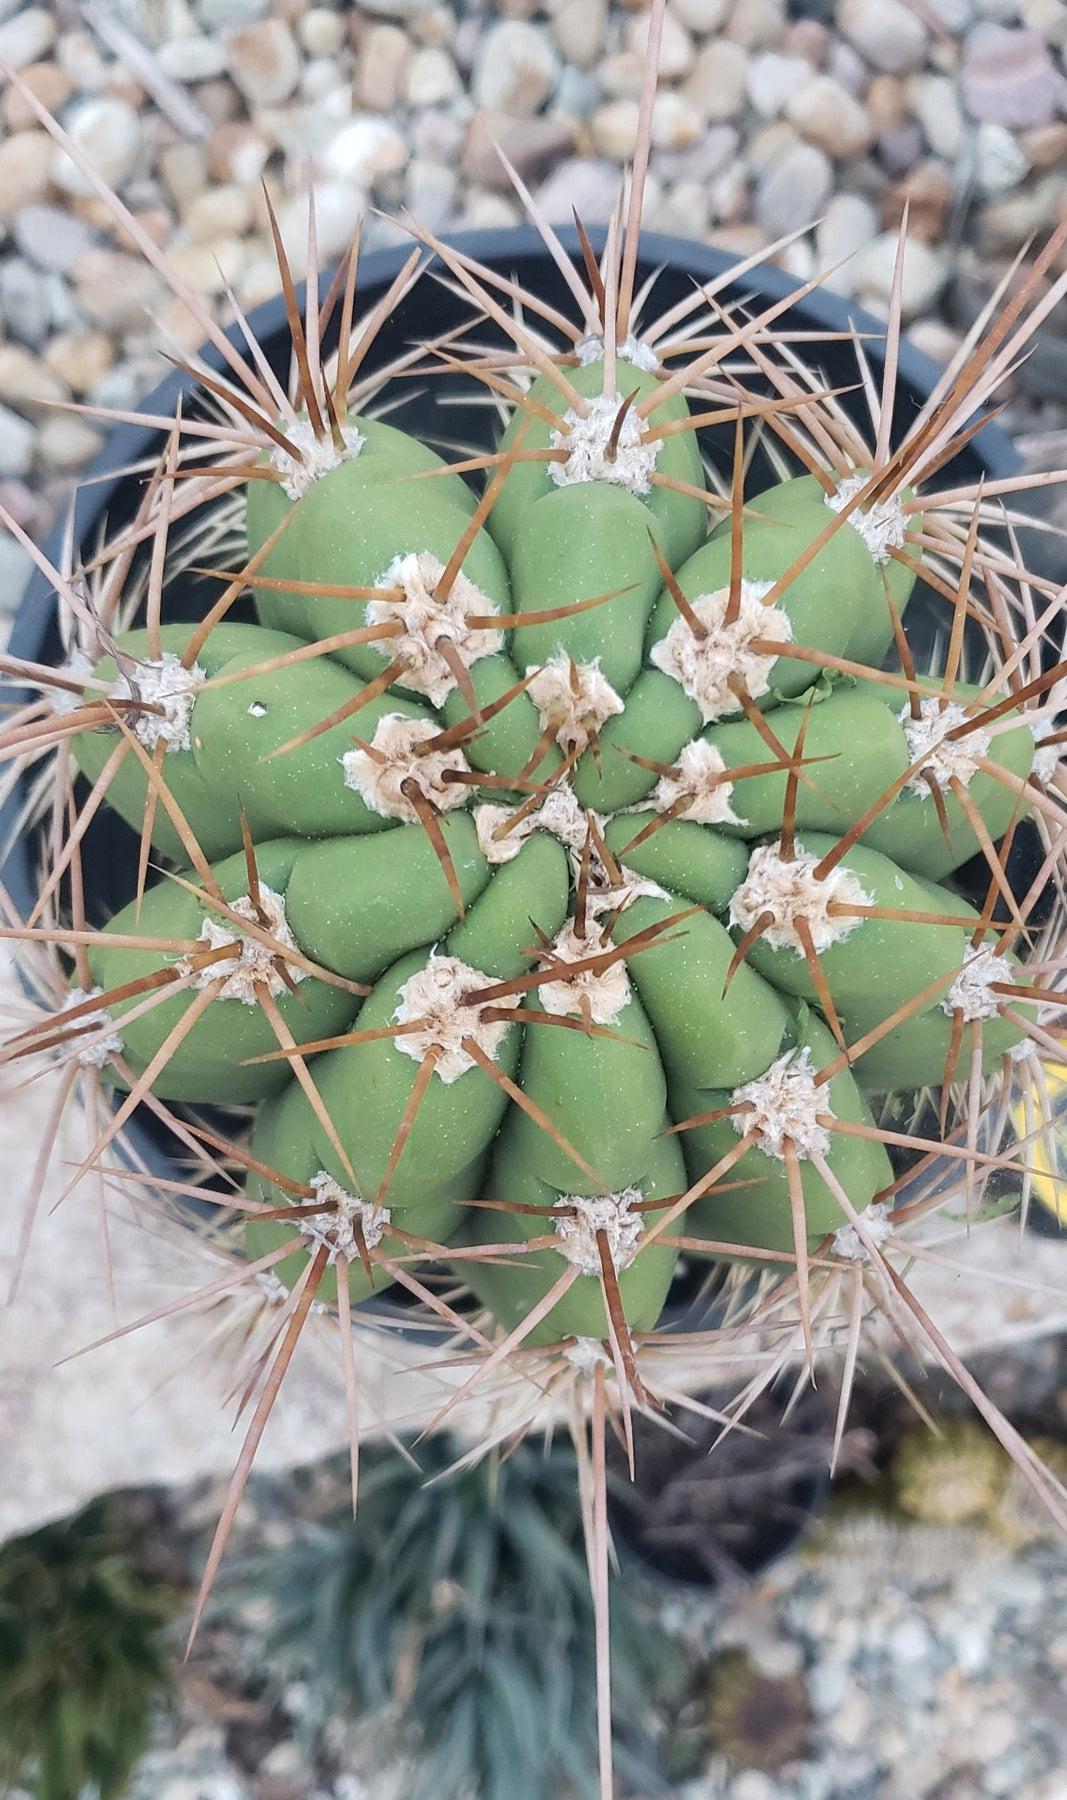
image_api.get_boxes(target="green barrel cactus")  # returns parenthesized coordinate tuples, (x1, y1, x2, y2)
(3, 19, 1067, 1797)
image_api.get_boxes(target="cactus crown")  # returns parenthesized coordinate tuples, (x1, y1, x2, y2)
(2, 12, 1066, 1795)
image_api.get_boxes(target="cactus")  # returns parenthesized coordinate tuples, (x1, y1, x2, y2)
(891, 1419, 1012, 1528)
(3, 12, 1067, 1796)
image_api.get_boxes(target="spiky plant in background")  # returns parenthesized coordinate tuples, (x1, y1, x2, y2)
(2, 7, 1067, 1792)
(237, 1437, 676, 1800)
(0, 1498, 175, 1800)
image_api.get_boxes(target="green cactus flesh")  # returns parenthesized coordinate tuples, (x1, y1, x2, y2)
(67, 351, 1038, 1333)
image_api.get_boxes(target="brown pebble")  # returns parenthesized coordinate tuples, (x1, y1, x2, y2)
(882, 160, 954, 244)
(1, 60, 73, 132)
(782, 20, 831, 67)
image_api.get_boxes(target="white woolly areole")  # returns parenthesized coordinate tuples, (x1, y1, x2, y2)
(526, 652, 624, 757)
(563, 1336, 613, 1375)
(113, 652, 205, 753)
(1030, 714, 1062, 786)
(587, 870, 669, 919)
(901, 699, 991, 797)
(732, 1046, 832, 1163)
(365, 552, 502, 706)
(341, 713, 471, 823)
(299, 1171, 390, 1262)
(826, 472, 907, 565)
(537, 920, 630, 1025)
(52, 648, 96, 716)
(392, 952, 519, 1085)
(64, 986, 124, 1068)
(575, 333, 660, 374)
(474, 783, 602, 868)
(554, 1188, 643, 1276)
(549, 392, 660, 494)
(729, 841, 871, 955)
(832, 1200, 893, 1262)
(942, 945, 1015, 1022)
(183, 886, 307, 1006)
(649, 582, 789, 723)
(653, 738, 746, 826)
(269, 417, 366, 501)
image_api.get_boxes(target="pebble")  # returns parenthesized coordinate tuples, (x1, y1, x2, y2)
(156, 35, 228, 84)
(973, 121, 1031, 193)
(322, 117, 407, 185)
(625, 8, 696, 80)
(1024, 120, 1067, 169)
(37, 413, 103, 472)
(884, 160, 955, 243)
(462, 111, 575, 188)
(838, 0, 930, 73)
(73, 248, 165, 330)
(1, 59, 74, 131)
(686, 40, 749, 119)
(52, 99, 142, 195)
(551, 0, 606, 68)
(12, 203, 98, 275)
(0, 343, 67, 416)
(404, 46, 460, 108)
(726, 0, 786, 51)
(181, 182, 254, 241)
(1021, 0, 1067, 43)
(297, 8, 345, 58)
(0, 259, 57, 346)
(473, 20, 558, 117)
(43, 329, 114, 395)
(747, 52, 815, 118)
(0, 5, 55, 71)
(672, 0, 730, 29)
(857, 229, 949, 315)
(0, 402, 36, 479)
(909, 72, 965, 158)
(651, 91, 702, 148)
(356, 24, 410, 113)
(226, 19, 301, 109)
(755, 140, 833, 233)
(816, 191, 878, 292)
(591, 98, 640, 161)
(787, 74, 873, 158)
(962, 25, 1067, 127)
(0, 130, 54, 216)
(535, 155, 620, 224)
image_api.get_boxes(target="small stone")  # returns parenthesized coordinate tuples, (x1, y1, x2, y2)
(323, 117, 408, 184)
(535, 155, 620, 225)
(0, 403, 36, 479)
(200, 0, 268, 22)
(838, 0, 929, 73)
(551, 0, 606, 67)
(651, 91, 702, 149)
(56, 29, 108, 92)
(590, 98, 641, 161)
(157, 35, 228, 82)
(0, 130, 54, 216)
(298, 8, 346, 57)
(686, 39, 749, 119)
(227, 19, 300, 108)
(625, 7, 695, 80)
(356, 23, 410, 112)
(962, 26, 1067, 129)
(1, 59, 73, 131)
(783, 18, 831, 63)
(37, 413, 103, 472)
(474, 20, 558, 117)
(73, 247, 165, 329)
(361, 0, 438, 14)
(0, 343, 66, 414)
(866, 72, 906, 132)
(710, 156, 749, 222)
(0, 257, 56, 346)
(0, 529, 34, 613)
(405, 157, 457, 230)
(12, 202, 97, 275)
(748, 118, 800, 175)
(461, 189, 520, 230)
(52, 99, 141, 194)
(181, 182, 254, 241)
(974, 121, 1030, 193)
(726, 0, 786, 49)
(747, 52, 816, 118)
(44, 329, 113, 395)
(205, 122, 270, 185)
(672, 0, 730, 28)
(884, 160, 954, 242)
(787, 74, 873, 157)
(826, 37, 867, 94)
(599, 51, 644, 98)
(159, 140, 208, 206)
(166, 236, 246, 295)
(878, 119, 925, 175)
(816, 192, 877, 294)
(909, 71, 965, 159)
(858, 231, 948, 317)
(0, 5, 54, 70)
(1023, 121, 1067, 169)
(1021, 0, 1067, 43)
(756, 141, 832, 233)
(462, 111, 576, 188)
(405, 45, 460, 106)
(926, 0, 975, 22)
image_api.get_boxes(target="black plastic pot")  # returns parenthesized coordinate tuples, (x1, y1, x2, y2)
(0, 227, 1023, 1331)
